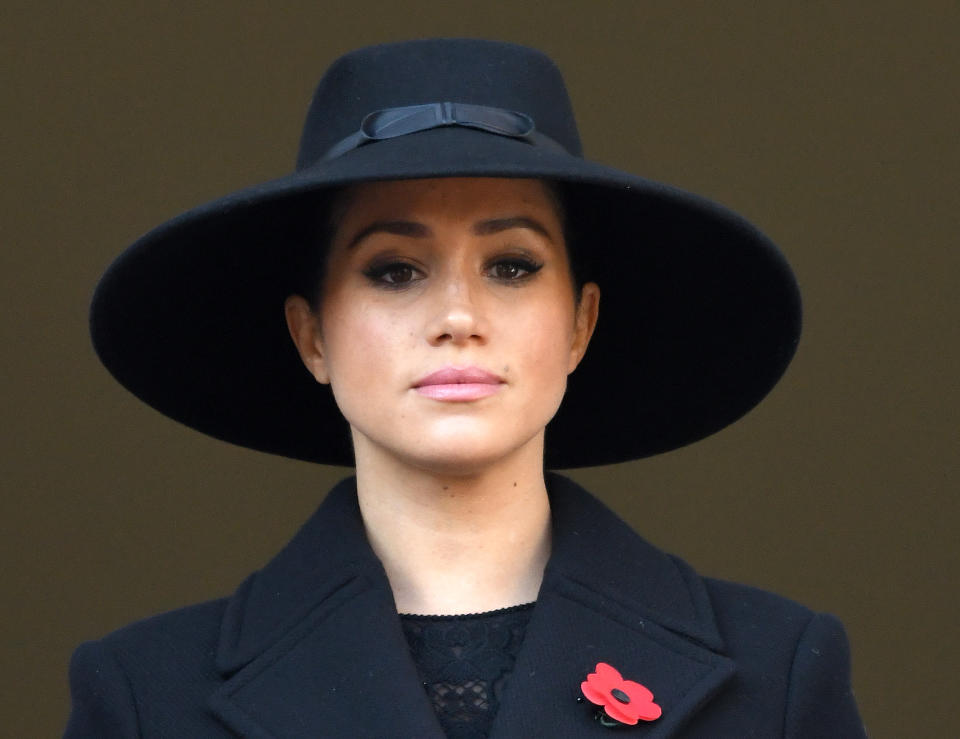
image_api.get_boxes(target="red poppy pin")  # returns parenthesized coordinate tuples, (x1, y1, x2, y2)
(580, 661, 662, 727)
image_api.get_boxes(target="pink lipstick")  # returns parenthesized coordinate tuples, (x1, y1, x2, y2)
(413, 366, 504, 401)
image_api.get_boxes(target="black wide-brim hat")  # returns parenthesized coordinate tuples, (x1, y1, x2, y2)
(91, 39, 800, 468)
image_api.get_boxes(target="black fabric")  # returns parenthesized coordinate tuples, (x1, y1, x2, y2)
(89, 39, 802, 467)
(400, 604, 535, 739)
(64, 475, 867, 737)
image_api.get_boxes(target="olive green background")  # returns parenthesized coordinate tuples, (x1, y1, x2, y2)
(3, 2, 957, 736)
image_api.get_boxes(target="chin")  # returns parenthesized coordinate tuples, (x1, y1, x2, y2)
(354, 425, 546, 477)
(409, 446, 520, 477)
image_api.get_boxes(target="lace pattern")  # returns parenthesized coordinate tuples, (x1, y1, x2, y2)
(400, 603, 535, 739)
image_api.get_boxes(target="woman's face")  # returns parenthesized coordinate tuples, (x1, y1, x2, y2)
(286, 177, 599, 475)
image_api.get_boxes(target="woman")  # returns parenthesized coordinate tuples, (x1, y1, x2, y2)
(66, 39, 866, 737)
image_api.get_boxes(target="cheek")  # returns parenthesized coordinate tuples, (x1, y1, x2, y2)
(510, 301, 577, 381)
(320, 300, 409, 390)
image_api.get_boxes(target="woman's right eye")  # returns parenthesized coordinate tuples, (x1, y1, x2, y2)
(363, 262, 422, 287)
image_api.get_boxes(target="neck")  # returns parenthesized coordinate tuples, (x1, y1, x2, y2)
(353, 434, 552, 616)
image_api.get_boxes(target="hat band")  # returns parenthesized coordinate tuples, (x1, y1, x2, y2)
(321, 102, 569, 161)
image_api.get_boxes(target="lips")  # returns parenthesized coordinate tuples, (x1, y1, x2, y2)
(413, 366, 504, 401)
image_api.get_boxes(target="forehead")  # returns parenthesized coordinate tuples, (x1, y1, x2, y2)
(330, 177, 562, 233)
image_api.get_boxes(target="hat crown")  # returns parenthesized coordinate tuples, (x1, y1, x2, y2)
(295, 39, 583, 170)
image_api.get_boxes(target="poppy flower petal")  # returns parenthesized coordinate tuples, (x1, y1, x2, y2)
(621, 680, 661, 721)
(584, 672, 606, 692)
(603, 700, 640, 726)
(595, 661, 622, 683)
(638, 702, 663, 721)
(580, 680, 609, 706)
(621, 679, 654, 703)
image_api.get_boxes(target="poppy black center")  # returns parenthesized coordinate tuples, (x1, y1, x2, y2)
(611, 688, 631, 704)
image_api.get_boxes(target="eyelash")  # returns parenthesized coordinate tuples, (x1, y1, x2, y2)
(362, 256, 543, 289)
(362, 261, 421, 288)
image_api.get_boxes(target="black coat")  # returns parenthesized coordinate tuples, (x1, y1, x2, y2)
(65, 474, 867, 737)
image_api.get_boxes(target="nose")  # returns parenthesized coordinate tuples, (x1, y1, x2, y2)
(426, 271, 487, 347)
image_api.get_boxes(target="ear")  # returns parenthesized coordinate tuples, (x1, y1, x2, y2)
(568, 281, 600, 373)
(284, 295, 331, 384)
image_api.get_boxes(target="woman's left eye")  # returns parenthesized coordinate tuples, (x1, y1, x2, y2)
(487, 258, 542, 282)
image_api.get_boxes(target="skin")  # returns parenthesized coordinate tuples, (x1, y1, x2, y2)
(285, 177, 599, 614)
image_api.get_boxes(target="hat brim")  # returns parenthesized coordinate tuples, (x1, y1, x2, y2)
(91, 126, 800, 467)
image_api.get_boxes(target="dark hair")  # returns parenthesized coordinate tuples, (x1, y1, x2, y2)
(550, 180, 591, 297)
(285, 190, 342, 309)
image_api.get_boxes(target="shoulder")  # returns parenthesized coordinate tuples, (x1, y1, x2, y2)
(695, 575, 865, 738)
(701, 574, 852, 673)
(701, 574, 818, 647)
(65, 597, 231, 738)
(546, 476, 866, 735)
(76, 595, 228, 668)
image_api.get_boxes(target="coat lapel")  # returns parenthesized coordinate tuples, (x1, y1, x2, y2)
(487, 474, 736, 737)
(208, 478, 445, 738)
(208, 474, 735, 738)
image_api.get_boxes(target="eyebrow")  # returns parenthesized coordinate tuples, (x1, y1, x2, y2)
(346, 220, 430, 250)
(473, 216, 553, 241)
(345, 215, 554, 250)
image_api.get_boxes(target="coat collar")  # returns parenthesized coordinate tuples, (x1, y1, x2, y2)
(209, 474, 735, 737)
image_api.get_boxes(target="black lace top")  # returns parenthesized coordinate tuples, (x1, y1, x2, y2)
(399, 603, 536, 739)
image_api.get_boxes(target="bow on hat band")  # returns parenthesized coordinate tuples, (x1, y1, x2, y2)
(321, 102, 569, 161)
